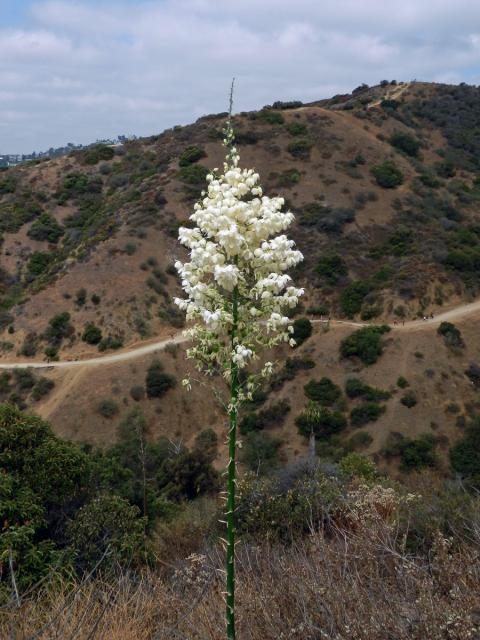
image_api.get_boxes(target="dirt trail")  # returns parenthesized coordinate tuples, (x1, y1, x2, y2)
(366, 82, 411, 110)
(0, 299, 478, 371)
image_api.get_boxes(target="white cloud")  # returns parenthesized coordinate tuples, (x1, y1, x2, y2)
(1, 0, 480, 152)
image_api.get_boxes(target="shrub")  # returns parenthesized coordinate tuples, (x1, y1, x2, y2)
(286, 122, 307, 136)
(296, 403, 347, 439)
(304, 378, 342, 406)
(270, 356, 315, 391)
(437, 321, 465, 348)
(465, 363, 480, 387)
(14, 369, 36, 390)
(241, 432, 282, 474)
(346, 431, 373, 451)
(315, 255, 348, 284)
(240, 400, 290, 434)
(130, 385, 145, 401)
(257, 110, 284, 125)
(400, 434, 436, 471)
(340, 452, 378, 481)
(45, 312, 73, 345)
(157, 449, 219, 501)
(234, 130, 259, 145)
(178, 164, 209, 185)
(81, 144, 114, 165)
(292, 318, 312, 346)
(82, 323, 103, 345)
(27, 213, 64, 243)
(193, 428, 218, 463)
(97, 399, 119, 418)
(91, 293, 101, 305)
(340, 326, 391, 365)
(0, 175, 17, 194)
(350, 402, 385, 427)
(178, 146, 206, 167)
(20, 333, 38, 357)
(435, 160, 456, 178)
(390, 131, 421, 157)
(276, 168, 301, 187)
(145, 361, 176, 398)
(401, 391, 417, 408)
(98, 336, 124, 351)
(75, 288, 87, 307)
(31, 377, 55, 401)
(450, 417, 480, 480)
(287, 139, 312, 160)
(340, 280, 372, 317)
(370, 161, 403, 188)
(27, 251, 55, 276)
(345, 378, 391, 401)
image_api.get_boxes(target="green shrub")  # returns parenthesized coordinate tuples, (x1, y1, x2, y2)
(304, 377, 342, 406)
(20, 333, 38, 357)
(292, 317, 312, 346)
(397, 376, 409, 388)
(27, 213, 64, 243)
(401, 391, 417, 408)
(370, 161, 403, 188)
(315, 255, 348, 284)
(345, 378, 391, 401)
(400, 434, 436, 471)
(450, 417, 480, 480)
(97, 399, 119, 418)
(31, 377, 55, 401)
(240, 400, 290, 434)
(390, 131, 421, 157)
(437, 321, 465, 348)
(178, 145, 206, 167)
(45, 312, 73, 345)
(27, 251, 55, 276)
(340, 280, 372, 317)
(296, 403, 347, 439)
(14, 369, 36, 390)
(340, 452, 378, 481)
(270, 356, 315, 391)
(81, 144, 114, 165)
(178, 164, 209, 185)
(0, 175, 17, 194)
(82, 323, 103, 345)
(98, 336, 123, 351)
(350, 402, 385, 427)
(286, 122, 307, 136)
(240, 432, 282, 474)
(340, 325, 391, 365)
(257, 110, 284, 125)
(75, 288, 87, 307)
(435, 160, 456, 178)
(91, 293, 101, 305)
(145, 361, 176, 398)
(287, 139, 312, 160)
(346, 431, 373, 451)
(129, 385, 145, 401)
(276, 168, 301, 187)
(193, 428, 218, 463)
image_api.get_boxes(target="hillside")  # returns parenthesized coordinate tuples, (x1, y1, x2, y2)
(1, 80, 480, 473)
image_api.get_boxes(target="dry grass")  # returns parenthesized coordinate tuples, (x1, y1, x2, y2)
(4, 489, 480, 640)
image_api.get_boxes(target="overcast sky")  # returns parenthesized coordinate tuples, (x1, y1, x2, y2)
(2, 0, 480, 153)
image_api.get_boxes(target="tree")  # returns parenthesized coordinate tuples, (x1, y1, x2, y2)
(174, 83, 304, 640)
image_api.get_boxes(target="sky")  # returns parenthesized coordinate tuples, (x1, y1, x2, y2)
(2, 0, 480, 153)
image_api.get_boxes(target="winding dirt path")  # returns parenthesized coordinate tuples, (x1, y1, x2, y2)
(0, 299, 478, 371)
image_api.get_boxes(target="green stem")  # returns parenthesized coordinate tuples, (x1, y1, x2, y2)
(226, 284, 239, 640)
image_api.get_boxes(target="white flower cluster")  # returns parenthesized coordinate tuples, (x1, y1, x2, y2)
(175, 118, 304, 385)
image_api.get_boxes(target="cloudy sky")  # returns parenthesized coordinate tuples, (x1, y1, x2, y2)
(2, 0, 480, 153)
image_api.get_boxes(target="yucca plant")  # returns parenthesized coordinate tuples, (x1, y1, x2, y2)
(174, 83, 304, 639)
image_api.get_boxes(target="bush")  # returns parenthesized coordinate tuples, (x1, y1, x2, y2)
(292, 318, 312, 346)
(97, 399, 119, 418)
(31, 377, 55, 401)
(287, 139, 312, 160)
(435, 160, 456, 178)
(193, 428, 218, 463)
(98, 336, 124, 351)
(178, 146, 206, 167)
(276, 168, 301, 187)
(346, 431, 373, 451)
(45, 312, 73, 345)
(370, 161, 403, 188)
(390, 131, 421, 157)
(27, 251, 55, 276)
(465, 363, 480, 387)
(91, 293, 101, 305)
(400, 434, 436, 471)
(75, 288, 87, 307)
(296, 403, 347, 439)
(178, 163, 209, 185)
(340, 326, 391, 365)
(340, 452, 378, 481)
(315, 255, 348, 284)
(257, 110, 284, 125)
(82, 323, 103, 345)
(340, 280, 372, 317)
(20, 333, 38, 357)
(401, 391, 417, 408)
(450, 417, 480, 480)
(240, 432, 282, 474)
(240, 400, 291, 434)
(146, 361, 176, 398)
(437, 321, 465, 348)
(270, 356, 315, 391)
(130, 385, 145, 401)
(27, 213, 64, 243)
(345, 378, 391, 401)
(304, 378, 342, 406)
(397, 376, 409, 388)
(81, 144, 114, 165)
(350, 402, 385, 427)
(286, 122, 307, 136)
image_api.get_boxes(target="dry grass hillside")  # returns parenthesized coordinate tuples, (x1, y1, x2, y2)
(1, 80, 480, 472)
